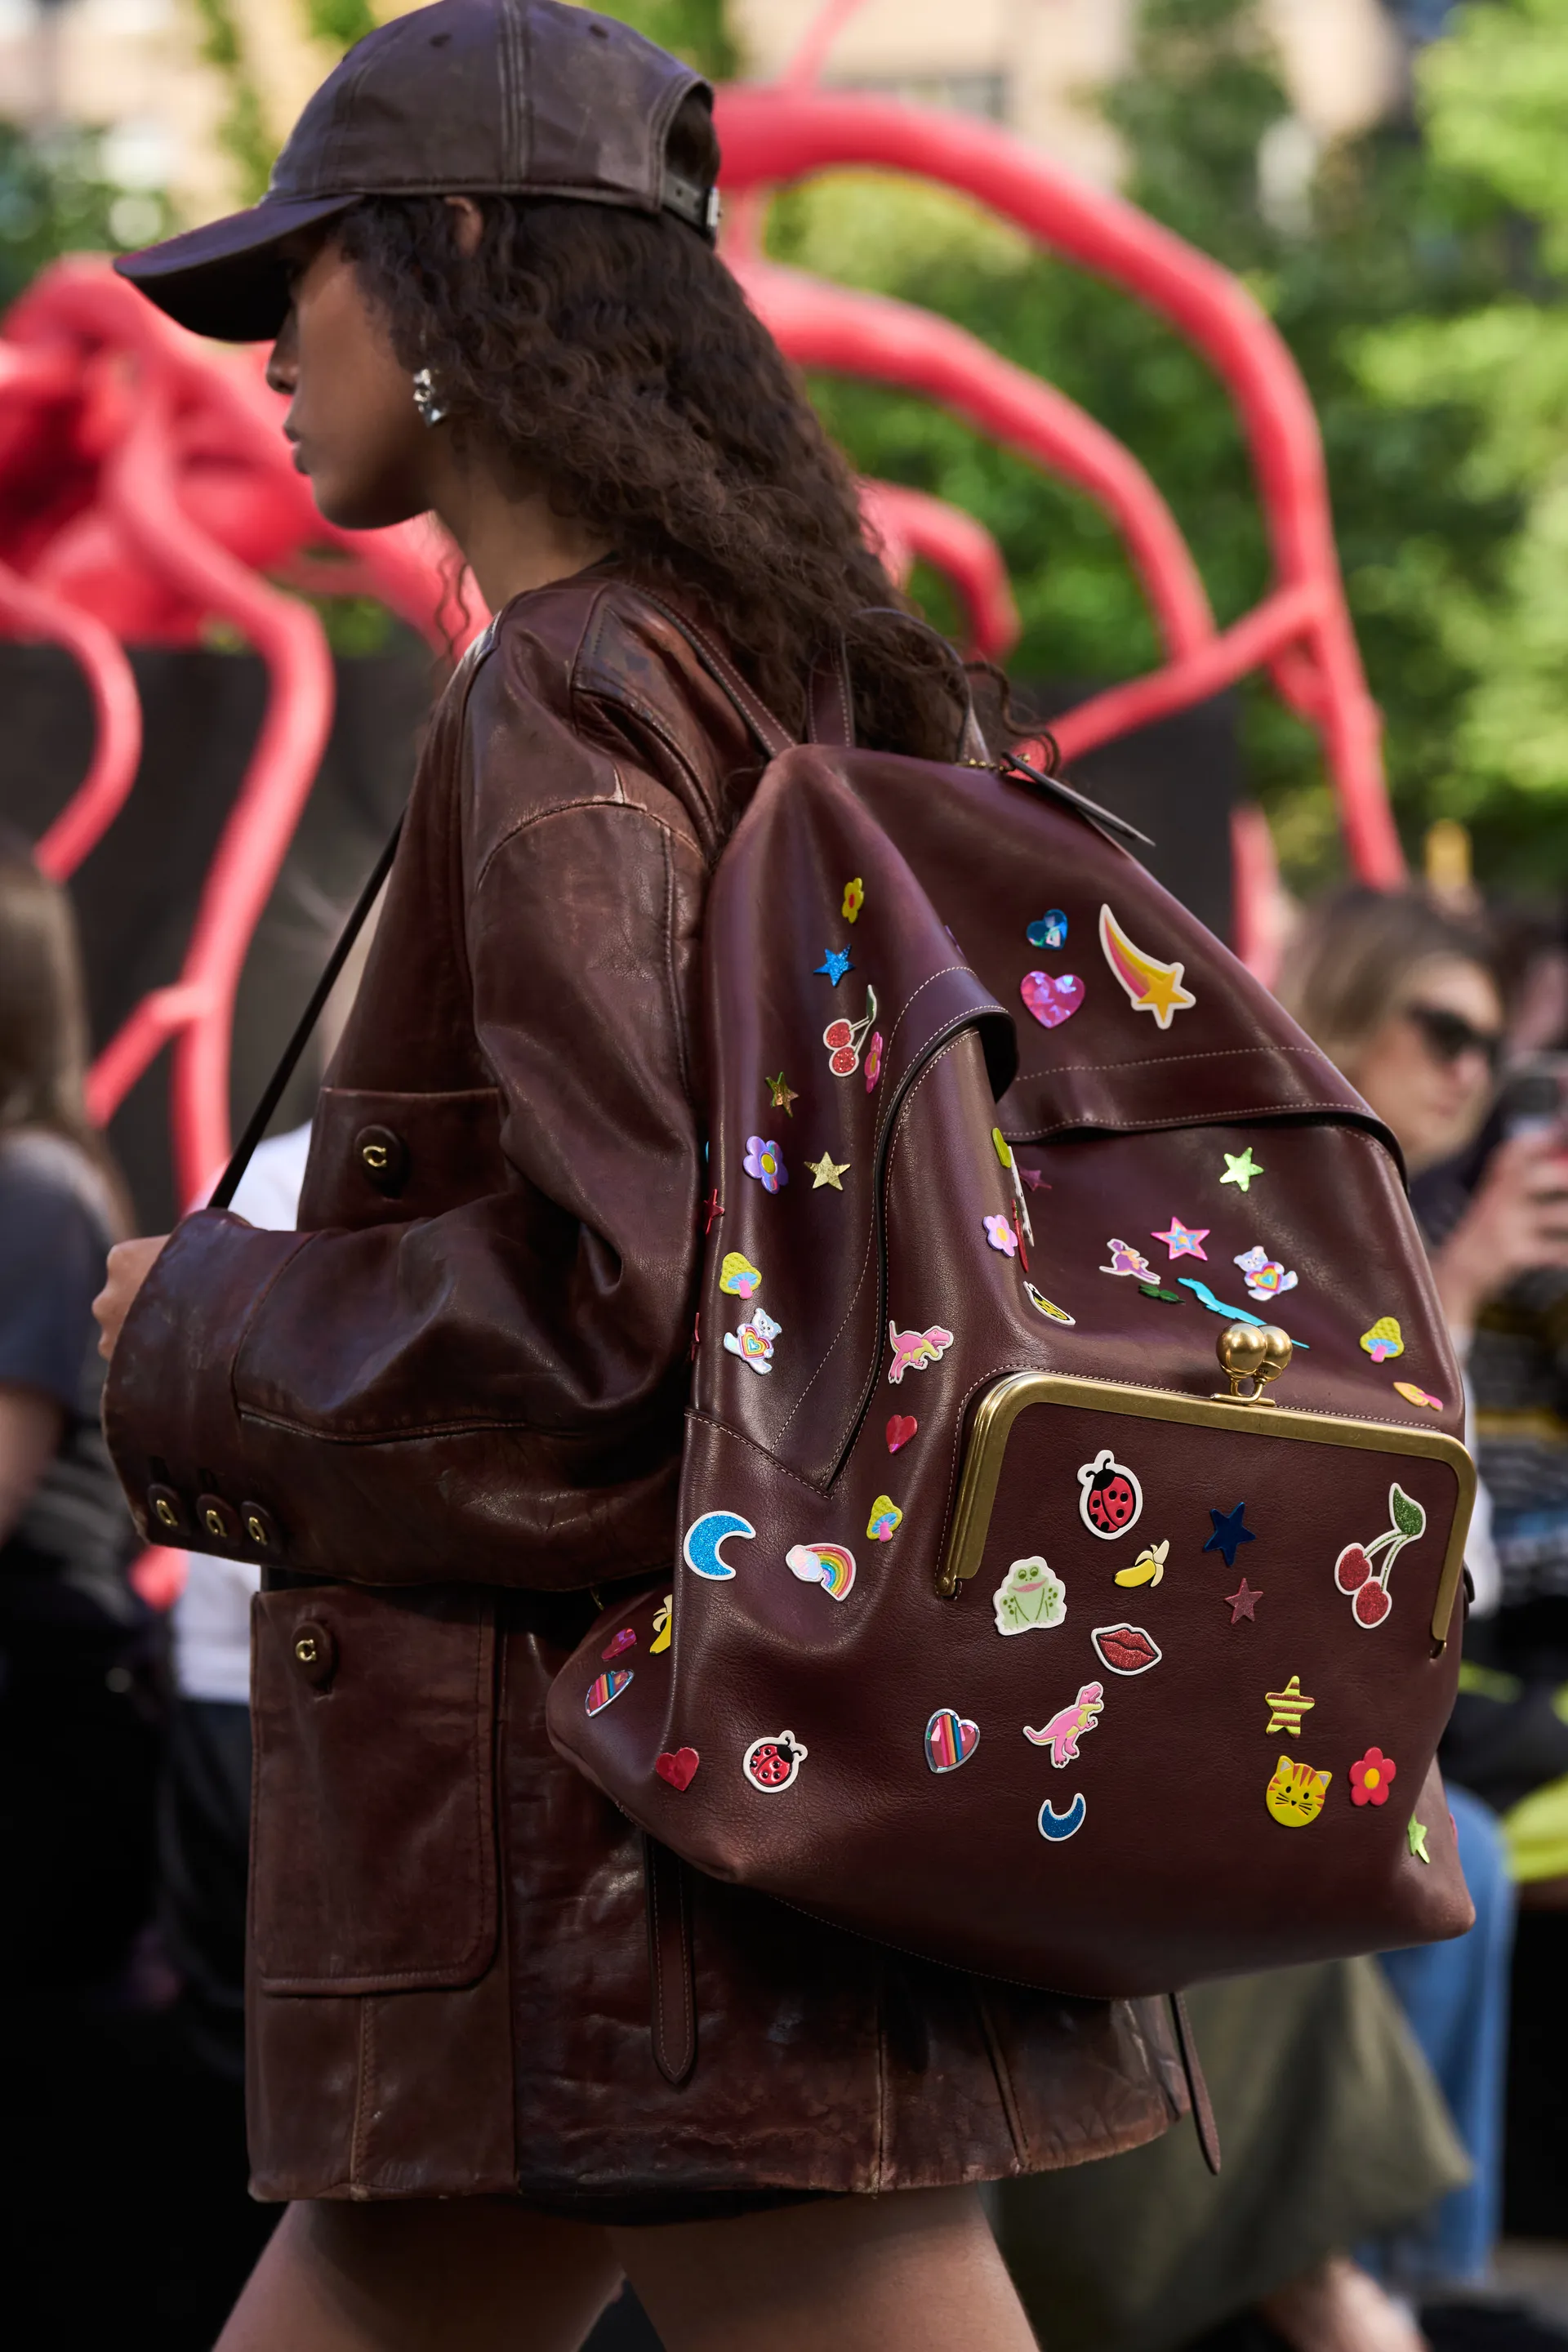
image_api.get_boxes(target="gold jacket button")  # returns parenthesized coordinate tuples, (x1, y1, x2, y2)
(146, 1482, 188, 1537)
(196, 1493, 239, 1544)
(291, 1619, 336, 1688)
(354, 1124, 408, 1196)
(241, 1499, 281, 1554)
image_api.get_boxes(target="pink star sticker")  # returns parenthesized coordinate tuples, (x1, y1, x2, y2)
(1224, 1577, 1261, 1624)
(1152, 1215, 1209, 1261)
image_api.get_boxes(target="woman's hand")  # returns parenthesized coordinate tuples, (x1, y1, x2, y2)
(93, 1236, 170, 1363)
(1432, 1129, 1568, 1337)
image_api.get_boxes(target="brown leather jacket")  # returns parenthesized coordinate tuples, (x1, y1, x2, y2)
(106, 572, 1186, 2213)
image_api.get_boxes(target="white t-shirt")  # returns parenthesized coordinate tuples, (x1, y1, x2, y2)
(172, 1124, 312, 1705)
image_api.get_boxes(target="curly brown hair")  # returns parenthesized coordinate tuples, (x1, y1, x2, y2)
(334, 93, 981, 763)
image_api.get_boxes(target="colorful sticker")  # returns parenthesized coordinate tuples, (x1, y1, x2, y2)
(1098, 904, 1196, 1028)
(1224, 1577, 1261, 1624)
(655, 1746, 700, 1790)
(1220, 1147, 1263, 1194)
(650, 1595, 673, 1654)
(702, 1188, 724, 1234)
(1020, 969, 1085, 1031)
(1351, 1747, 1397, 1808)
(842, 876, 864, 924)
(743, 1135, 787, 1193)
(786, 1541, 856, 1601)
(1152, 1216, 1209, 1262)
(1025, 1283, 1076, 1325)
(823, 987, 878, 1077)
(1267, 1756, 1331, 1827)
(1407, 1815, 1431, 1863)
(1334, 1483, 1427, 1628)
(924, 1708, 980, 1774)
(1360, 1316, 1405, 1364)
(1116, 1538, 1169, 1589)
(723, 1306, 783, 1374)
(765, 1071, 798, 1117)
(586, 1669, 633, 1716)
(719, 1251, 762, 1298)
(1264, 1674, 1315, 1737)
(1234, 1245, 1298, 1304)
(993, 1556, 1067, 1637)
(601, 1626, 637, 1660)
(1138, 1284, 1182, 1303)
(1090, 1623, 1163, 1677)
(743, 1731, 808, 1793)
(682, 1509, 755, 1580)
(984, 1214, 1018, 1258)
(815, 947, 853, 986)
(1038, 1793, 1087, 1842)
(1203, 1501, 1255, 1567)
(886, 1414, 919, 1454)
(991, 1127, 1014, 1169)
(1394, 1380, 1445, 1411)
(888, 1321, 956, 1383)
(1020, 1166, 1049, 1192)
(1027, 910, 1069, 951)
(1023, 1681, 1104, 1766)
(1178, 1276, 1263, 1327)
(866, 1494, 904, 1542)
(864, 1033, 883, 1090)
(1101, 1237, 1156, 1281)
(807, 1150, 850, 1190)
(1078, 1448, 1143, 1539)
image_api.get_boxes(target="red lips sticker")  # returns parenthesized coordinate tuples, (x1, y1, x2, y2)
(1090, 1623, 1163, 1677)
(655, 1747, 700, 1791)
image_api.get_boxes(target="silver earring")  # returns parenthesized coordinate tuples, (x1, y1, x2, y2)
(412, 367, 448, 427)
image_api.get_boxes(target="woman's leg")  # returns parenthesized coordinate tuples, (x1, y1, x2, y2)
(616, 2184, 1040, 2352)
(215, 2197, 623, 2352)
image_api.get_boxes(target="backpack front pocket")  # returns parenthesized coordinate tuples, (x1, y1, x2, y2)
(251, 1584, 499, 1993)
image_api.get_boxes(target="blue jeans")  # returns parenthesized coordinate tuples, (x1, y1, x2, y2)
(1374, 1784, 1516, 2287)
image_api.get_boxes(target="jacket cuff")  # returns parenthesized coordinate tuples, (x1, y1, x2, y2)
(104, 1208, 312, 1566)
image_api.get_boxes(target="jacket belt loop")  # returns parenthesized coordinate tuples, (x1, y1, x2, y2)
(644, 1833, 697, 2087)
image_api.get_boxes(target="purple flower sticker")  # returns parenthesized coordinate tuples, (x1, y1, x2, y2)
(743, 1136, 788, 1194)
(984, 1214, 1018, 1258)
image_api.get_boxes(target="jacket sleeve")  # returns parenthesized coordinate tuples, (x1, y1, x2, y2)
(103, 795, 708, 1592)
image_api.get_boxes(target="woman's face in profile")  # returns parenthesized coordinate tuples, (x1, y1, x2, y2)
(265, 234, 431, 532)
(1346, 953, 1503, 1176)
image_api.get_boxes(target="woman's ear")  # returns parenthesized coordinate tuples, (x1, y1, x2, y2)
(443, 195, 484, 258)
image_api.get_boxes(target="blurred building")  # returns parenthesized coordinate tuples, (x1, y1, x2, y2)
(0, 0, 1410, 229)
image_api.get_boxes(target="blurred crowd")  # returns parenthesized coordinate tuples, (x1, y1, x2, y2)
(5, 821, 1568, 2350)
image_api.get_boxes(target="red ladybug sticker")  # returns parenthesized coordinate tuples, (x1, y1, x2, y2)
(742, 1730, 809, 1793)
(1077, 1447, 1143, 1541)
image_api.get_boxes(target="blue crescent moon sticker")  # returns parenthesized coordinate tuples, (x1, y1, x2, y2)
(1038, 1793, 1087, 1842)
(682, 1509, 756, 1580)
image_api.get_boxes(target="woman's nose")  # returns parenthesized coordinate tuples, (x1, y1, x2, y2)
(265, 319, 298, 397)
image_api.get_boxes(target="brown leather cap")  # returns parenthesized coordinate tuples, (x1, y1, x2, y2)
(114, 0, 715, 342)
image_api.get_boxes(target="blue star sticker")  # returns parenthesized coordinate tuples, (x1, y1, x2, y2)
(815, 947, 853, 986)
(1203, 1501, 1255, 1568)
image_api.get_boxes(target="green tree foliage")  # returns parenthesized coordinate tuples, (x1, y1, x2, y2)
(0, 122, 170, 312)
(191, 0, 274, 202)
(767, 0, 1538, 886)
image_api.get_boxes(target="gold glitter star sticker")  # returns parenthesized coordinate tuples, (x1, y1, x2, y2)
(807, 1150, 850, 1190)
(765, 1071, 798, 1117)
(1407, 1816, 1431, 1864)
(1221, 1146, 1263, 1193)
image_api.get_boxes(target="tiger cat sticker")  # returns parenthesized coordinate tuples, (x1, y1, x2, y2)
(1266, 1755, 1332, 1827)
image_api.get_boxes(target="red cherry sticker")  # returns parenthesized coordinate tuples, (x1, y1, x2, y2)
(1335, 1543, 1372, 1593)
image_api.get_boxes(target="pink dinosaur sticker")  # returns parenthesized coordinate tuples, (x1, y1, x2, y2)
(1023, 1682, 1105, 1767)
(887, 1322, 956, 1384)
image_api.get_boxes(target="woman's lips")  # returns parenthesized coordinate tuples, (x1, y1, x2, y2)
(1091, 1623, 1162, 1676)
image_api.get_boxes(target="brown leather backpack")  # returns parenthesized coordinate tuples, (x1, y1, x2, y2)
(547, 622, 1477, 1999)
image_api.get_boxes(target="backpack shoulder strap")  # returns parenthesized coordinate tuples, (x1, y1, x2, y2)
(625, 586, 798, 760)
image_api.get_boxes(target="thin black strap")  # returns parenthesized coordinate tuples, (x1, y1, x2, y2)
(1169, 1989, 1223, 2175)
(208, 815, 403, 1212)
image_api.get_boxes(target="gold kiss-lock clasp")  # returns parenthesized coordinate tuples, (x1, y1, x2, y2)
(1214, 1323, 1293, 1406)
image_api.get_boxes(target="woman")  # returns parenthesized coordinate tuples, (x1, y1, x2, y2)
(95, 8, 1187, 2346)
(0, 829, 152, 2001)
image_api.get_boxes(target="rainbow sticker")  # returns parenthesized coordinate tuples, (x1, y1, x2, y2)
(1098, 904, 1196, 1029)
(786, 1542, 857, 1601)
(586, 1669, 633, 1716)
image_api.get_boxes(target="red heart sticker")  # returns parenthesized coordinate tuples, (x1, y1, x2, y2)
(886, 1414, 919, 1454)
(656, 1747, 700, 1792)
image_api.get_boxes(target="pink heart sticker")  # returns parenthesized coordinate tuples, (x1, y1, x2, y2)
(656, 1747, 701, 1792)
(1021, 971, 1085, 1030)
(886, 1414, 919, 1454)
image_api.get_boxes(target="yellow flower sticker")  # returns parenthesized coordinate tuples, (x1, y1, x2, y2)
(842, 876, 864, 924)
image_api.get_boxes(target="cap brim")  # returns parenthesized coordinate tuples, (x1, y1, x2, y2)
(114, 192, 358, 341)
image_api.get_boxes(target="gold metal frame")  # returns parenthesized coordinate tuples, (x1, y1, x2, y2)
(938, 1370, 1477, 1648)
